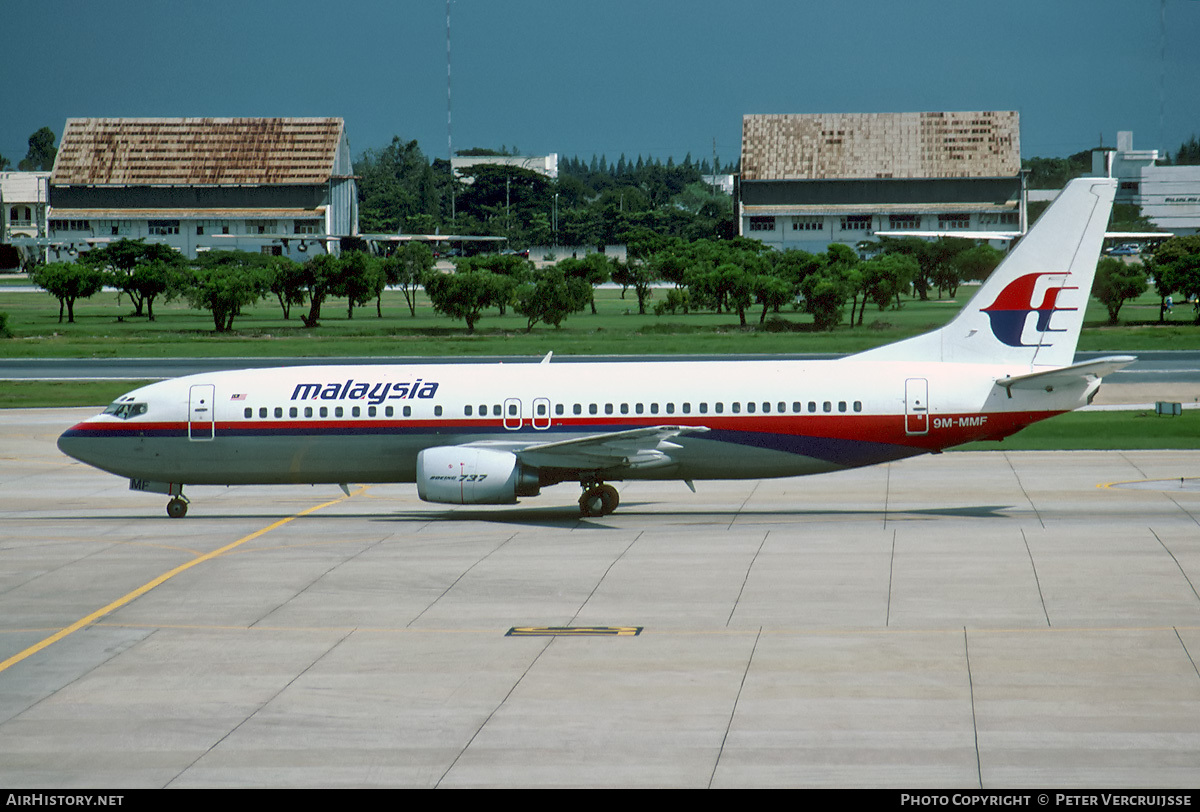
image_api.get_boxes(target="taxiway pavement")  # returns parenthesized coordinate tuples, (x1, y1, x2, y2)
(2, 408, 1199, 788)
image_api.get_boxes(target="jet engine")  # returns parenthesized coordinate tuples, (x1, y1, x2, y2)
(416, 446, 541, 505)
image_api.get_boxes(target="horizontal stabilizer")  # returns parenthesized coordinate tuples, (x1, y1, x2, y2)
(994, 356, 1136, 392)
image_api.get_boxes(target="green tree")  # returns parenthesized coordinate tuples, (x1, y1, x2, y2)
(513, 268, 591, 331)
(1149, 236, 1200, 322)
(330, 251, 383, 319)
(32, 262, 106, 323)
(383, 242, 436, 317)
(297, 253, 341, 328)
(800, 265, 851, 331)
(1092, 257, 1149, 324)
(182, 261, 270, 332)
(423, 268, 499, 333)
(266, 255, 306, 319)
(355, 137, 443, 234)
(556, 252, 613, 314)
(18, 127, 57, 171)
(79, 238, 185, 319)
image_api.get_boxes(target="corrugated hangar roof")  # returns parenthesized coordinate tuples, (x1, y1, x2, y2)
(741, 111, 1020, 182)
(52, 118, 345, 186)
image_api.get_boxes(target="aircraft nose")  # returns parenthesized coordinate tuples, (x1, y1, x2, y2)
(57, 422, 98, 466)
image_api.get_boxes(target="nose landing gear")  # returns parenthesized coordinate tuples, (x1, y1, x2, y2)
(579, 482, 619, 517)
(166, 495, 189, 519)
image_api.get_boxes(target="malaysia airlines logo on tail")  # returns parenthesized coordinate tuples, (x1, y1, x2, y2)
(980, 272, 1078, 348)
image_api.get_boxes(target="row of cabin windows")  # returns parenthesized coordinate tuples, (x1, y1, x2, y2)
(246, 400, 864, 420)
(466, 400, 864, 416)
(244, 404, 442, 419)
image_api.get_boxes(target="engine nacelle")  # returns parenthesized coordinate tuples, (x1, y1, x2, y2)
(416, 446, 541, 505)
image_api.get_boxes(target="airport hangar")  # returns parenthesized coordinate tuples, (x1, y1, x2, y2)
(39, 117, 359, 262)
(737, 111, 1026, 253)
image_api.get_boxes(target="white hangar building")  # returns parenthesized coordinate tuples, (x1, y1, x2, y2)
(45, 117, 358, 260)
(738, 111, 1025, 252)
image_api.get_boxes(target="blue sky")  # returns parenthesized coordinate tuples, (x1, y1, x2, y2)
(5, 0, 1199, 168)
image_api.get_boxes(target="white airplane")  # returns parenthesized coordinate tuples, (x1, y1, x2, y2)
(59, 177, 1131, 519)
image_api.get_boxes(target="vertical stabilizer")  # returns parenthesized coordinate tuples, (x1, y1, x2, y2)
(854, 177, 1116, 368)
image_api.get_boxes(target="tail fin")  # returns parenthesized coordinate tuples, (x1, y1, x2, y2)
(854, 177, 1117, 368)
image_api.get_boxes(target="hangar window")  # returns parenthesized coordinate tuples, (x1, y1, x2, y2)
(937, 213, 971, 230)
(888, 215, 920, 230)
(148, 220, 180, 236)
(49, 219, 91, 232)
(749, 216, 776, 232)
(792, 217, 823, 231)
(840, 215, 872, 232)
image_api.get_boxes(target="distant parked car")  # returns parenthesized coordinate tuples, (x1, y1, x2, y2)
(500, 248, 530, 258)
(1106, 243, 1141, 256)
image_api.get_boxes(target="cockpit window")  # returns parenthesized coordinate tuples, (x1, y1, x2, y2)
(103, 402, 148, 420)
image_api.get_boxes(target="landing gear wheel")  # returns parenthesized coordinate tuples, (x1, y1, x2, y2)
(579, 483, 619, 517)
(166, 497, 188, 519)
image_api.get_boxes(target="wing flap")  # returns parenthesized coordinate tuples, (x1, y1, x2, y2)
(514, 425, 709, 470)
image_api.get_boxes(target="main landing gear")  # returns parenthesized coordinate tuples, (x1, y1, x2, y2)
(579, 481, 619, 517)
(166, 495, 189, 519)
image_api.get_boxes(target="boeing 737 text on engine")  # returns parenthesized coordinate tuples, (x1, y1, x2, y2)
(59, 178, 1131, 518)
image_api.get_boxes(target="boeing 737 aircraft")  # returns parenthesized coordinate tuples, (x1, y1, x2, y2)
(59, 177, 1131, 518)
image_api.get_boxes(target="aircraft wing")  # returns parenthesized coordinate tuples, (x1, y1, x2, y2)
(995, 356, 1136, 393)
(507, 425, 710, 471)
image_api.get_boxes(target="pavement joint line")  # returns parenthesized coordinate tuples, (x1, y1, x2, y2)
(0, 486, 368, 676)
